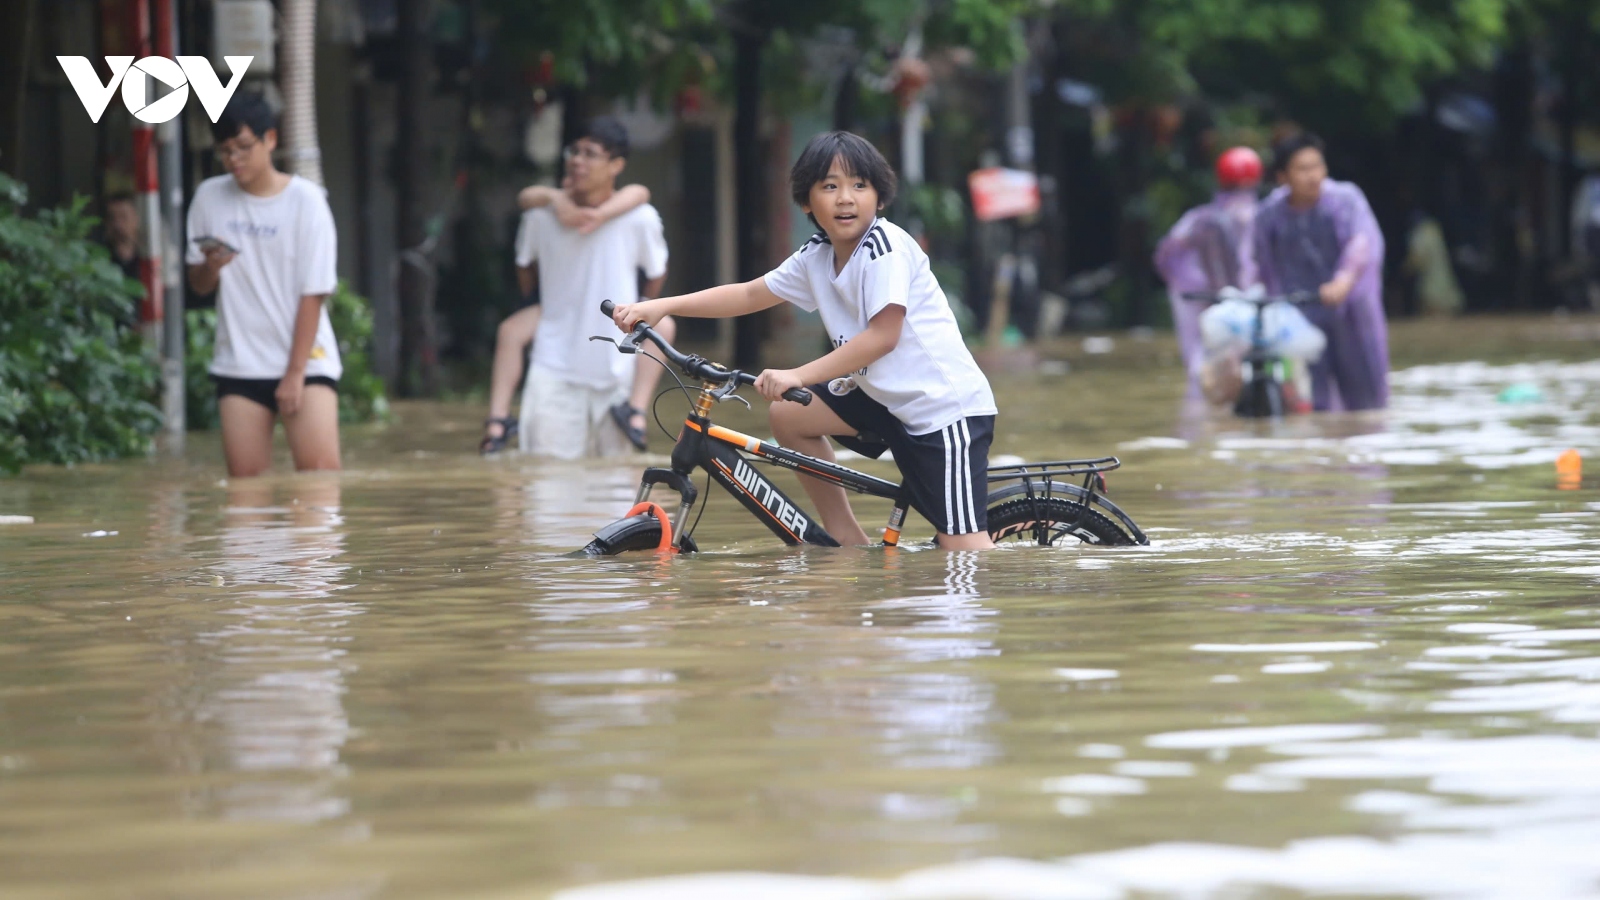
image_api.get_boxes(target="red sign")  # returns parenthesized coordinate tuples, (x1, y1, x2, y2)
(968, 167, 1040, 222)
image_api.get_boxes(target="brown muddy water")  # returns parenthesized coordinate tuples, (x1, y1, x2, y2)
(3, 317, 1600, 899)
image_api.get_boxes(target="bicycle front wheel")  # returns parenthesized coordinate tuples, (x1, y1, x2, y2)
(580, 514, 699, 556)
(986, 496, 1137, 546)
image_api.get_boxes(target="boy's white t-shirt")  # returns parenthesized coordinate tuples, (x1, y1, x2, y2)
(185, 174, 341, 380)
(515, 202, 669, 392)
(763, 218, 996, 435)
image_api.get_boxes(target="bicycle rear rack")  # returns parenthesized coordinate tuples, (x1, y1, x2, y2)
(986, 457, 1121, 483)
(985, 458, 1122, 546)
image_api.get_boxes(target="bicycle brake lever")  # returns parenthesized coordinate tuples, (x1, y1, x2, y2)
(709, 380, 751, 409)
(588, 335, 638, 354)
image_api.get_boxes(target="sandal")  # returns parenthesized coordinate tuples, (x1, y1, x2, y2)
(479, 417, 519, 455)
(608, 402, 648, 451)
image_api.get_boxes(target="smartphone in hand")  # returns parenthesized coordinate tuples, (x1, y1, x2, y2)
(193, 235, 239, 255)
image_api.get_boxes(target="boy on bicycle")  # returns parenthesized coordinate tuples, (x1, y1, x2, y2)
(614, 131, 997, 549)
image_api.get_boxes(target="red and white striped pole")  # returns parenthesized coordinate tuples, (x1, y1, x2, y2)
(129, 0, 164, 346)
(153, 0, 185, 436)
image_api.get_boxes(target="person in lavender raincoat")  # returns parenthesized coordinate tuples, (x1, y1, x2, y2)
(1153, 146, 1263, 394)
(1253, 133, 1388, 411)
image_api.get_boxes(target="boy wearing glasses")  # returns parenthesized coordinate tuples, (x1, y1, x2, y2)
(512, 117, 672, 458)
(187, 92, 341, 477)
(478, 175, 654, 454)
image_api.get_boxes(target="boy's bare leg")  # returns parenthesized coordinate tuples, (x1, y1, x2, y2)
(283, 384, 342, 471)
(769, 399, 872, 546)
(937, 530, 996, 551)
(486, 306, 541, 441)
(219, 395, 277, 478)
(626, 315, 677, 433)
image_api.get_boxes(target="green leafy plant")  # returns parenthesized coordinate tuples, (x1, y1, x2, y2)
(0, 174, 161, 476)
(184, 281, 389, 430)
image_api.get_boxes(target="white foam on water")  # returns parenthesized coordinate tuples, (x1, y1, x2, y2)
(1055, 668, 1119, 681)
(1192, 641, 1379, 653)
(1146, 723, 1385, 750)
(1262, 661, 1332, 674)
(1041, 774, 1147, 796)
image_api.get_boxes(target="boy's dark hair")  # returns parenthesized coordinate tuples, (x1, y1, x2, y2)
(576, 116, 630, 159)
(210, 92, 276, 144)
(1271, 132, 1326, 173)
(789, 131, 898, 225)
(103, 191, 136, 210)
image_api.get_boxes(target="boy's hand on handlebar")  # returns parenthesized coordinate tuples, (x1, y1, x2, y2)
(1319, 272, 1355, 306)
(754, 368, 806, 403)
(613, 300, 666, 333)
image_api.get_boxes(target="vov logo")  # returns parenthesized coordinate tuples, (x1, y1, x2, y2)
(57, 56, 253, 124)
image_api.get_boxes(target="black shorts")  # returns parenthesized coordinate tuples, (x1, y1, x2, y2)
(213, 375, 339, 415)
(813, 383, 994, 536)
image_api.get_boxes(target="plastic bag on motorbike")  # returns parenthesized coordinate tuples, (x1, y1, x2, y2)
(1198, 287, 1326, 363)
(1260, 302, 1326, 362)
(1197, 287, 1259, 357)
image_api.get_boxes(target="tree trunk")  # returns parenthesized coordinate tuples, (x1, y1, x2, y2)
(0, 0, 38, 179)
(396, 0, 437, 396)
(732, 27, 768, 370)
(832, 64, 857, 132)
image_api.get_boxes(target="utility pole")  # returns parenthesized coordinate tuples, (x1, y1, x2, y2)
(731, 22, 769, 370)
(155, 0, 185, 441)
(281, 0, 324, 186)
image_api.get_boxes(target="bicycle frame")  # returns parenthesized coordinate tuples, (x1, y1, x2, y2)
(633, 380, 911, 550)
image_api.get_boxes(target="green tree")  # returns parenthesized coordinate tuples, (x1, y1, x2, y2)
(1054, 0, 1515, 125)
(0, 175, 160, 474)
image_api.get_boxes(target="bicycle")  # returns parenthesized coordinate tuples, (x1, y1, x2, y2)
(580, 301, 1149, 555)
(1184, 288, 1318, 419)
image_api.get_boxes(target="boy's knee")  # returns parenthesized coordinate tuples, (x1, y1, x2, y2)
(656, 315, 677, 341)
(767, 401, 792, 436)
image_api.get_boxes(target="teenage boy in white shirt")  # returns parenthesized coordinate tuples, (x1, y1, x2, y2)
(187, 93, 341, 478)
(515, 117, 675, 459)
(614, 131, 998, 549)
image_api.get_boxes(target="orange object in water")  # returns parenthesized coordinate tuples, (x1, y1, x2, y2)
(1557, 449, 1582, 490)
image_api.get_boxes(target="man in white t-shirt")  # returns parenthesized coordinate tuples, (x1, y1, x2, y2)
(514, 117, 673, 459)
(614, 131, 998, 549)
(187, 93, 341, 478)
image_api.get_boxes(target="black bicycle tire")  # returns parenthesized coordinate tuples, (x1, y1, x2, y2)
(581, 521, 699, 556)
(986, 496, 1136, 546)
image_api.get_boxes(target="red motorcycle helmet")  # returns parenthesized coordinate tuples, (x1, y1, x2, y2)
(1215, 146, 1263, 189)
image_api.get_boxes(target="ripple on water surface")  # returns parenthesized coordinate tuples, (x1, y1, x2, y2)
(3, 346, 1600, 898)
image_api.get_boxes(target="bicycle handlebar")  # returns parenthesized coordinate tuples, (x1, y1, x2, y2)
(599, 300, 812, 406)
(1181, 289, 1317, 305)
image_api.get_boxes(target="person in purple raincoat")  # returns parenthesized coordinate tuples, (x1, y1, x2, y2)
(1154, 146, 1262, 393)
(1253, 133, 1388, 411)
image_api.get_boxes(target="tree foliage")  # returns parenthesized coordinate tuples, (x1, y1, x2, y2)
(0, 175, 160, 475)
(1056, 0, 1517, 125)
(479, 0, 1040, 103)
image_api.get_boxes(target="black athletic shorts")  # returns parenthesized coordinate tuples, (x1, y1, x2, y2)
(812, 382, 994, 536)
(213, 375, 339, 415)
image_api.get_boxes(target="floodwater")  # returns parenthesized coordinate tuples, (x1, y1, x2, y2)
(3, 317, 1600, 900)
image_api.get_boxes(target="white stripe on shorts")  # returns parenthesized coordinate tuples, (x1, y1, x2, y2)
(957, 417, 976, 534)
(941, 421, 975, 535)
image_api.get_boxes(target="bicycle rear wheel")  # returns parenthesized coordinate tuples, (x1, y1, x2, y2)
(986, 496, 1137, 546)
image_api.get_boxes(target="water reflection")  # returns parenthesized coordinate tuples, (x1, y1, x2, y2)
(198, 477, 358, 824)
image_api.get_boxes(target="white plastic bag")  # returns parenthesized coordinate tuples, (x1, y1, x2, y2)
(1198, 286, 1325, 363)
(1260, 301, 1326, 362)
